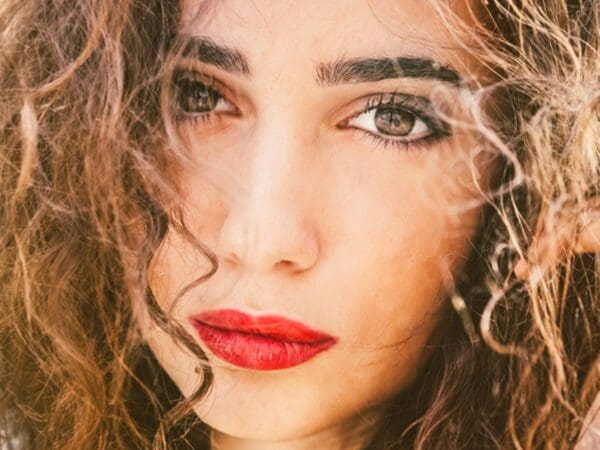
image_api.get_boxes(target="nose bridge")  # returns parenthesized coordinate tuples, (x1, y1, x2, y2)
(249, 120, 296, 206)
(216, 119, 319, 274)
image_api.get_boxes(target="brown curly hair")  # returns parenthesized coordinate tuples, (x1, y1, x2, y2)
(0, 1, 598, 449)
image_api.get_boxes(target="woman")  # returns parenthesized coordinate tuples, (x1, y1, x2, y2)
(0, 0, 598, 449)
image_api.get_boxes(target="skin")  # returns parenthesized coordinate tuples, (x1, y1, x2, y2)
(141, 1, 500, 449)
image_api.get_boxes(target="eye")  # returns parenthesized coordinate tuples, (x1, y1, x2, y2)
(349, 105, 429, 138)
(171, 70, 238, 122)
(340, 93, 450, 149)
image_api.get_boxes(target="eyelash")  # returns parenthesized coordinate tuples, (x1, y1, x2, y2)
(170, 70, 451, 151)
(170, 70, 237, 125)
(340, 93, 450, 151)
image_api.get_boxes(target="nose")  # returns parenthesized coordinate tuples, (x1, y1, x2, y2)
(215, 127, 319, 275)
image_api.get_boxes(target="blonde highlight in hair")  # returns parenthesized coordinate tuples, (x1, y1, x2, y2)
(1, 1, 214, 448)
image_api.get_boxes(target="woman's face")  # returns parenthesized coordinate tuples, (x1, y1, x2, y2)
(144, 0, 492, 447)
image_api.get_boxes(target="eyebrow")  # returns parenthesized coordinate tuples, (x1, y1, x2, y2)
(179, 36, 251, 75)
(315, 57, 462, 86)
(177, 35, 461, 86)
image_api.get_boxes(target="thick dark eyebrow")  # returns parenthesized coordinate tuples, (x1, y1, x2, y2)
(178, 36, 251, 75)
(176, 37, 460, 86)
(315, 57, 462, 86)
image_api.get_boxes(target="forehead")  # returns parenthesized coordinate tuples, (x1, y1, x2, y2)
(179, 0, 478, 74)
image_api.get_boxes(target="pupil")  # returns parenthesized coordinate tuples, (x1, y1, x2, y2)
(374, 107, 415, 136)
(177, 78, 219, 113)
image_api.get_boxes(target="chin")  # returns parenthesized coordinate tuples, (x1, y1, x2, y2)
(193, 402, 326, 442)
(189, 371, 342, 442)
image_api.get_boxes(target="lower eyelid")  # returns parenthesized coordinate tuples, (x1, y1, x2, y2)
(345, 125, 450, 151)
(360, 128, 431, 143)
(174, 99, 238, 124)
(175, 111, 218, 126)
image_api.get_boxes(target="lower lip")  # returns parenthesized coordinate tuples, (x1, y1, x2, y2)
(191, 322, 336, 370)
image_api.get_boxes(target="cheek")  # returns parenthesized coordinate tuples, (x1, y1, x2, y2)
(147, 179, 227, 310)
(327, 154, 481, 292)
(147, 230, 216, 316)
(327, 148, 483, 360)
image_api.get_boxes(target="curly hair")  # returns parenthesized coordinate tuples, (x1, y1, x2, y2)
(0, 1, 598, 449)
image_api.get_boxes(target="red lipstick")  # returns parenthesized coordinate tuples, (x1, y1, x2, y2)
(189, 309, 337, 370)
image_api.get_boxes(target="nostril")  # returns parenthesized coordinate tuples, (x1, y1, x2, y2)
(275, 260, 296, 271)
(219, 251, 240, 268)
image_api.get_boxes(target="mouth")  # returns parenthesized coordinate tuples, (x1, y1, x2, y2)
(188, 309, 338, 370)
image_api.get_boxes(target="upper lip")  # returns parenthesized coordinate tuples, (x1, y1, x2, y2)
(188, 308, 337, 344)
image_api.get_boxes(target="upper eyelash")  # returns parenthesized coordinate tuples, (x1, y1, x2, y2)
(364, 91, 401, 110)
(360, 93, 445, 128)
(170, 69, 232, 123)
(172, 68, 223, 90)
(350, 92, 451, 143)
